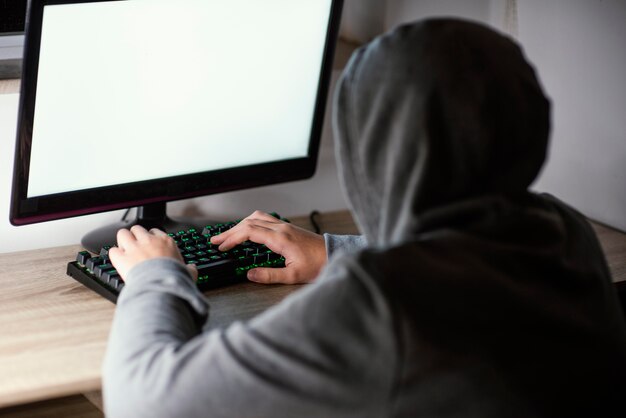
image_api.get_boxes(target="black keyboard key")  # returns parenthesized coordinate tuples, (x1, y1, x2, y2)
(76, 251, 92, 265)
(85, 256, 104, 271)
(101, 269, 120, 283)
(93, 263, 113, 278)
(268, 252, 282, 261)
(228, 248, 242, 257)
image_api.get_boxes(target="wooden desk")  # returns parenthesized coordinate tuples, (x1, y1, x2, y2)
(0, 211, 625, 416)
(592, 223, 626, 285)
(0, 211, 358, 415)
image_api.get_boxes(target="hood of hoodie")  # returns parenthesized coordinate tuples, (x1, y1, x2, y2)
(332, 19, 551, 246)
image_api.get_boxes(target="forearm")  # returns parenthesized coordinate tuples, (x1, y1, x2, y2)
(103, 254, 394, 418)
(103, 258, 208, 418)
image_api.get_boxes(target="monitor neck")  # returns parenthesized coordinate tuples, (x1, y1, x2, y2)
(136, 202, 169, 229)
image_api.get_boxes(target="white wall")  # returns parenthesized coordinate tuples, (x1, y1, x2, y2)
(385, 0, 492, 29)
(340, 0, 385, 43)
(516, 0, 626, 232)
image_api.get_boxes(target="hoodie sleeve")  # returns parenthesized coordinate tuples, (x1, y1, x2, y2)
(324, 233, 367, 259)
(103, 255, 395, 418)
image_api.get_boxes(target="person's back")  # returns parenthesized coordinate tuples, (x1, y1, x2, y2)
(351, 195, 626, 416)
(103, 19, 626, 417)
(326, 18, 626, 416)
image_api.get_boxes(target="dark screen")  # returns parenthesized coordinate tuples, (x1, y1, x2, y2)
(0, 0, 27, 33)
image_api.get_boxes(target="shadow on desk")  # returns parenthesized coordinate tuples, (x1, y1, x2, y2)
(591, 222, 626, 317)
(0, 395, 103, 418)
(615, 283, 626, 317)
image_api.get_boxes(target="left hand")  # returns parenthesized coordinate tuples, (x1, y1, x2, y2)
(210, 210, 326, 284)
(109, 225, 198, 284)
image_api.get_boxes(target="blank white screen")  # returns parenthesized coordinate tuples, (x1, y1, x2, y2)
(28, 0, 332, 197)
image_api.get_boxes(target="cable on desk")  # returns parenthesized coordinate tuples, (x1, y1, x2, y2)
(309, 210, 322, 234)
(121, 208, 135, 222)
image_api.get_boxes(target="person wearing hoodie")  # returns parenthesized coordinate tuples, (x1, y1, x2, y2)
(103, 19, 626, 417)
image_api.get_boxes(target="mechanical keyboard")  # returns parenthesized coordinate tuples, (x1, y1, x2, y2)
(66, 215, 287, 303)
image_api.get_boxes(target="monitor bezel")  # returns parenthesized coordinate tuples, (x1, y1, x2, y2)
(10, 0, 343, 225)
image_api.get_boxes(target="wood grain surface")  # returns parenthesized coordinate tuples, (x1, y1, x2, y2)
(0, 211, 357, 408)
(0, 79, 20, 94)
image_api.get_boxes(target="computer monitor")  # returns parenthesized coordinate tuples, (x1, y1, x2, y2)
(11, 0, 343, 252)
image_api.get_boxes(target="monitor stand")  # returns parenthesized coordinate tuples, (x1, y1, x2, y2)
(81, 202, 214, 253)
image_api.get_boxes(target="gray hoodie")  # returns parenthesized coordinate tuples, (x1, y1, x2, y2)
(103, 19, 626, 417)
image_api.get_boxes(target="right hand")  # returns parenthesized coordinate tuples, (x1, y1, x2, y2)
(109, 225, 198, 284)
(210, 211, 327, 284)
